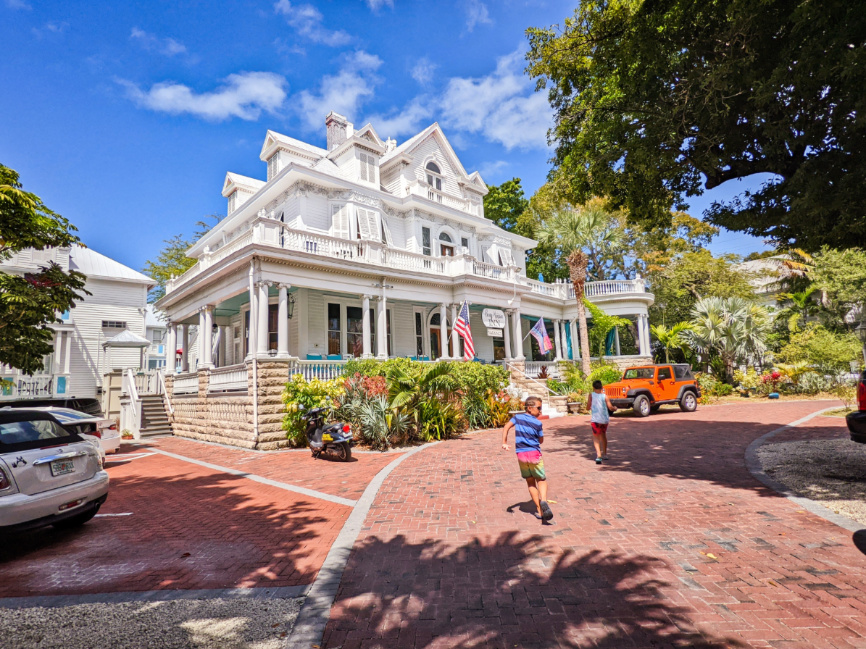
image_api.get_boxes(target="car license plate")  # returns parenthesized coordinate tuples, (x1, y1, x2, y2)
(50, 459, 76, 476)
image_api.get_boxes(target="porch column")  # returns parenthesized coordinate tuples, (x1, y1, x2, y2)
(439, 303, 449, 359)
(511, 309, 524, 361)
(201, 307, 214, 368)
(278, 285, 290, 357)
(376, 296, 388, 359)
(362, 295, 372, 358)
(257, 282, 269, 355)
(181, 325, 189, 372)
(52, 332, 62, 375)
(571, 320, 580, 359)
(614, 326, 621, 356)
(553, 319, 563, 360)
(450, 303, 460, 359)
(503, 310, 513, 360)
(64, 330, 73, 374)
(166, 324, 176, 374)
(639, 314, 650, 357)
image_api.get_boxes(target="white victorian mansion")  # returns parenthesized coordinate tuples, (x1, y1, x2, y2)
(154, 112, 653, 449)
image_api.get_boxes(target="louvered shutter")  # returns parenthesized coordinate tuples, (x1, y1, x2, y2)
(381, 214, 393, 245)
(356, 207, 374, 240)
(332, 204, 350, 239)
(499, 248, 514, 266)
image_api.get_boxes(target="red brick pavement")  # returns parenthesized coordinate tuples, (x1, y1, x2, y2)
(147, 436, 403, 500)
(0, 453, 351, 597)
(324, 400, 866, 649)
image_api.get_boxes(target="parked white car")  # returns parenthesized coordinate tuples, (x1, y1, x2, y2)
(0, 409, 109, 533)
(28, 407, 121, 455)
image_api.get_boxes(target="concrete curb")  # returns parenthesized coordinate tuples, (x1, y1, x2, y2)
(0, 585, 310, 609)
(744, 406, 865, 534)
(286, 441, 438, 648)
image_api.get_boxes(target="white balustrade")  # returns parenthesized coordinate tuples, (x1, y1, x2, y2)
(172, 374, 199, 395)
(580, 279, 646, 298)
(0, 374, 54, 399)
(523, 278, 565, 298)
(289, 359, 347, 381)
(522, 361, 561, 380)
(208, 365, 248, 393)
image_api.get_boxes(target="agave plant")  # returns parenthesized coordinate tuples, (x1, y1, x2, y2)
(686, 297, 771, 382)
(356, 396, 410, 450)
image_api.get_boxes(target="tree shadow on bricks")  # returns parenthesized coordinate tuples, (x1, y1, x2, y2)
(0, 468, 346, 597)
(323, 531, 743, 649)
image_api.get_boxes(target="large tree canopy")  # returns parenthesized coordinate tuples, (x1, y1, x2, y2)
(0, 163, 88, 374)
(527, 0, 866, 251)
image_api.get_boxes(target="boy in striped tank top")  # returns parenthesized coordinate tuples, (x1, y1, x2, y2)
(502, 396, 553, 522)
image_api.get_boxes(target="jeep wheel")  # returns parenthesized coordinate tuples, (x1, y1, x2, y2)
(633, 395, 651, 417)
(679, 391, 698, 412)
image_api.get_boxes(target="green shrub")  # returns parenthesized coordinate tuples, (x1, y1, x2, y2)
(282, 375, 344, 446)
(588, 361, 621, 386)
(796, 371, 829, 395)
(777, 324, 862, 373)
(733, 368, 761, 392)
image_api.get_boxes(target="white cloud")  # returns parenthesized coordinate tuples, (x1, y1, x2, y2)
(410, 57, 437, 86)
(366, 98, 432, 139)
(31, 21, 68, 37)
(130, 27, 188, 57)
(120, 72, 287, 121)
(464, 0, 491, 32)
(274, 0, 351, 46)
(365, 0, 393, 9)
(478, 160, 509, 179)
(297, 50, 382, 130)
(4, 0, 31, 10)
(439, 49, 551, 150)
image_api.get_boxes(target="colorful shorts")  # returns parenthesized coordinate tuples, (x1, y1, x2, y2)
(516, 450, 546, 480)
(591, 422, 608, 435)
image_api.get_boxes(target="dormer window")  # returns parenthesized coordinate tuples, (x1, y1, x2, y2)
(359, 152, 378, 184)
(227, 191, 237, 214)
(425, 162, 442, 191)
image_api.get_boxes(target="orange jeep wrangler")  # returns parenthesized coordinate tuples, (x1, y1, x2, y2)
(604, 364, 700, 417)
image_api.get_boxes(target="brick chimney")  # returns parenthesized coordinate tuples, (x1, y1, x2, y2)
(325, 111, 353, 151)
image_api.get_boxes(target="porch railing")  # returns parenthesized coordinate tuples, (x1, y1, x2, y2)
(172, 373, 199, 396)
(0, 374, 56, 400)
(131, 371, 161, 396)
(578, 278, 646, 299)
(288, 359, 348, 381)
(208, 364, 248, 393)
(522, 361, 562, 380)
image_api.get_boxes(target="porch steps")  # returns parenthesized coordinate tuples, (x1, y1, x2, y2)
(510, 377, 570, 416)
(139, 395, 172, 437)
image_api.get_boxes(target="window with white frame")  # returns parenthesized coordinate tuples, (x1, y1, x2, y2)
(421, 226, 431, 256)
(425, 162, 442, 190)
(267, 154, 280, 180)
(227, 191, 237, 214)
(331, 204, 350, 239)
(439, 232, 455, 257)
(461, 237, 469, 252)
(359, 152, 379, 184)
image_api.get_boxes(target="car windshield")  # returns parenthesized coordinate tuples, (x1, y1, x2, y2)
(0, 419, 72, 445)
(623, 368, 655, 379)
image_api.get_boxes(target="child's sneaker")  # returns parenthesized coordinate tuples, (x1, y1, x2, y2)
(601, 455, 609, 460)
(540, 501, 553, 521)
(595, 457, 602, 464)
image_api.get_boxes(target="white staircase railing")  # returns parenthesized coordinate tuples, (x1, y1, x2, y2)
(121, 368, 143, 437)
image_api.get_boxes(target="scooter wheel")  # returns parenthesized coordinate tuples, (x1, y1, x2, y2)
(337, 442, 352, 462)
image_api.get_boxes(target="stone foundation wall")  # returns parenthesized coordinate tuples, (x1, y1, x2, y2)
(166, 360, 292, 451)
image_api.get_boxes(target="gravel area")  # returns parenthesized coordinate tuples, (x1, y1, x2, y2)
(758, 438, 866, 526)
(1, 596, 303, 649)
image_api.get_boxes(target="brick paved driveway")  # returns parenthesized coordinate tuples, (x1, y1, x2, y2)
(0, 440, 398, 598)
(324, 401, 866, 649)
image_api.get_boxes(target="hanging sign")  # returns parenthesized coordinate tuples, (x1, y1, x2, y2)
(487, 328, 503, 338)
(482, 309, 506, 328)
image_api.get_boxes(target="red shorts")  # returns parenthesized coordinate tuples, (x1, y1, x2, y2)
(591, 422, 608, 435)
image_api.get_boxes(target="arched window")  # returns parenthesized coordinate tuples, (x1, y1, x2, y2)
(425, 161, 442, 191)
(438, 232, 454, 257)
(438, 232, 452, 243)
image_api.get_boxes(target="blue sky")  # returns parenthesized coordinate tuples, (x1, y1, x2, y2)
(1, 0, 768, 273)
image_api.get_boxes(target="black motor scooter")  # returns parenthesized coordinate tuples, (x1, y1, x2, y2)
(300, 405, 354, 461)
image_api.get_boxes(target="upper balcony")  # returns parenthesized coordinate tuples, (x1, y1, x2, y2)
(165, 218, 651, 305)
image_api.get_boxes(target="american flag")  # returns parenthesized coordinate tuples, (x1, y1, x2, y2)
(453, 301, 474, 360)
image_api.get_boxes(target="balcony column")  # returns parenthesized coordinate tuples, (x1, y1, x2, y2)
(450, 303, 460, 359)
(511, 309, 524, 361)
(64, 330, 73, 374)
(166, 324, 176, 374)
(201, 307, 214, 369)
(376, 295, 388, 359)
(362, 295, 372, 358)
(439, 303, 449, 360)
(638, 314, 650, 357)
(553, 319, 563, 361)
(503, 310, 513, 360)
(181, 325, 189, 372)
(278, 284, 290, 358)
(257, 281, 269, 355)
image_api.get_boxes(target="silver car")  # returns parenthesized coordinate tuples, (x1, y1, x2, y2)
(0, 409, 109, 533)
(27, 407, 121, 455)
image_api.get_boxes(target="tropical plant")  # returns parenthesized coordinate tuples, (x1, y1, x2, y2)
(796, 371, 829, 395)
(777, 286, 819, 332)
(387, 362, 458, 436)
(588, 361, 621, 386)
(776, 324, 862, 373)
(650, 322, 693, 363)
(686, 297, 771, 383)
(538, 200, 626, 375)
(282, 375, 344, 446)
(354, 396, 410, 450)
(584, 299, 631, 359)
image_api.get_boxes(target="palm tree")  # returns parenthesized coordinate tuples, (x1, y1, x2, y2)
(777, 286, 818, 331)
(538, 200, 623, 375)
(686, 297, 771, 382)
(650, 322, 693, 363)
